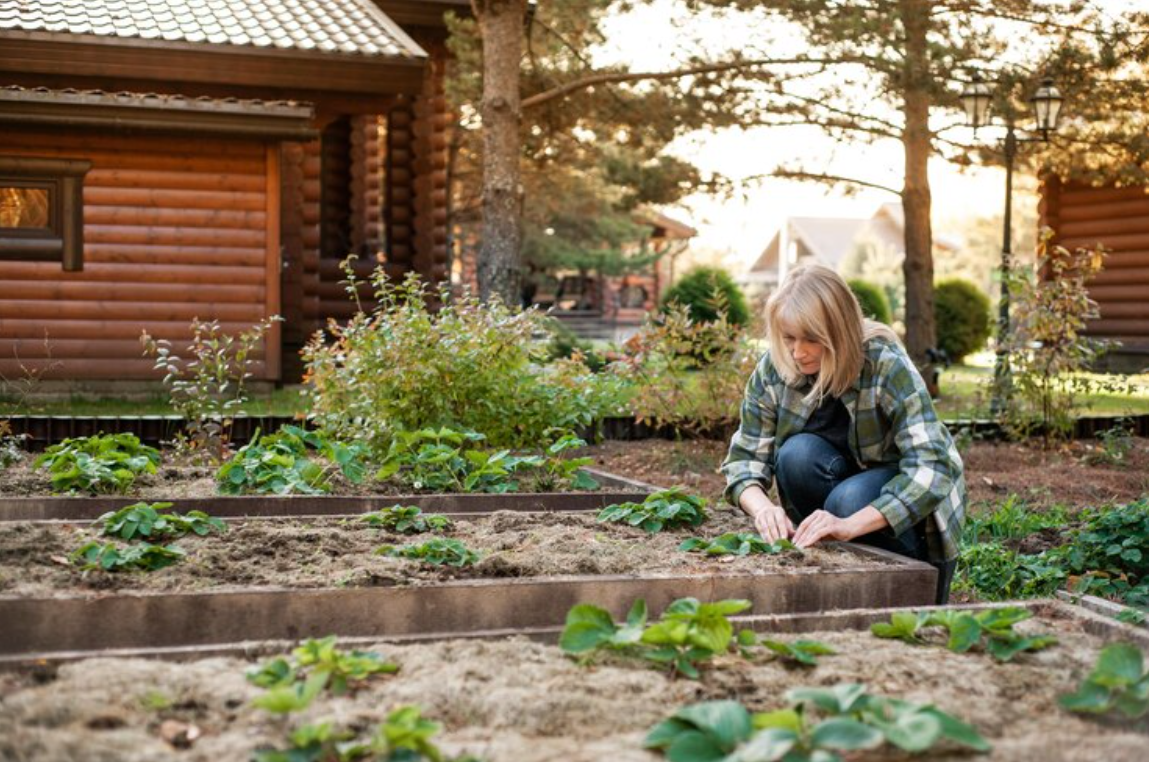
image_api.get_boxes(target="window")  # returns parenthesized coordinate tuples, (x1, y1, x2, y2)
(0, 157, 91, 271)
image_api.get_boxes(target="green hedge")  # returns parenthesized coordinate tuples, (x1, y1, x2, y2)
(848, 279, 892, 324)
(661, 266, 750, 326)
(935, 278, 991, 362)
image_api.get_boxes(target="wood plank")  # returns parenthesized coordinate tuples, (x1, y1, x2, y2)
(1060, 231, 1149, 252)
(1089, 267, 1149, 286)
(0, 261, 264, 285)
(84, 187, 265, 212)
(0, 145, 265, 175)
(1059, 199, 1149, 223)
(1099, 302, 1149, 319)
(85, 168, 264, 193)
(85, 206, 266, 231)
(1099, 251, 1149, 269)
(1060, 215, 1149, 239)
(0, 319, 263, 340)
(1060, 185, 1149, 206)
(1084, 319, 1149, 336)
(0, 300, 265, 322)
(85, 244, 264, 267)
(0, 359, 266, 380)
(85, 225, 264, 248)
(3, 339, 265, 360)
(5, 281, 264, 304)
(1084, 284, 1149, 302)
(2, 131, 262, 157)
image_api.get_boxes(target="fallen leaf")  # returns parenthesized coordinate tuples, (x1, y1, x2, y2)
(50, 555, 71, 566)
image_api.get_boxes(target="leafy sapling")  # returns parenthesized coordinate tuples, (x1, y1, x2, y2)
(377, 538, 480, 567)
(360, 505, 454, 534)
(97, 502, 226, 541)
(254, 706, 450, 762)
(871, 607, 1057, 662)
(736, 630, 836, 667)
(597, 488, 708, 533)
(1059, 642, 1149, 719)
(70, 541, 185, 572)
(33, 433, 161, 494)
(536, 433, 600, 491)
(680, 533, 798, 557)
(247, 636, 399, 713)
(869, 611, 931, 645)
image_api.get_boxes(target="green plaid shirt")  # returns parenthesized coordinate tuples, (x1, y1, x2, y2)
(722, 338, 965, 563)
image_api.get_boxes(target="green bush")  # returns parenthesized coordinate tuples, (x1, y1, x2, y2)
(848, 279, 892, 324)
(33, 433, 160, 494)
(304, 270, 629, 451)
(661, 266, 750, 326)
(934, 278, 991, 362)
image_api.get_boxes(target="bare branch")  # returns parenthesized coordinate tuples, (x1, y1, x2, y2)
(742, 169, 902, 197)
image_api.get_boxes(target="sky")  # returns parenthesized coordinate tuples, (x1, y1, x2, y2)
(593, 0, 1134, 269)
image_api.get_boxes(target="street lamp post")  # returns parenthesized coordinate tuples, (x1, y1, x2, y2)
(960, 74, 1063, 416)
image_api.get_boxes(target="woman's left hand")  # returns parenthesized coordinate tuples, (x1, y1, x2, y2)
(792, 510, 857, 548)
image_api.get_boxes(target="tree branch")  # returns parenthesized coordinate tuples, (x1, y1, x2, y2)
(743, 170, 902, 197)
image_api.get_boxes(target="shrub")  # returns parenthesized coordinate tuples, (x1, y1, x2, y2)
(217, 426, 366, 495)
(848, 279, 892, 324)
(304, 269, 627, 451)
(934, 278, 991, 363)
(661, 265, 750, 326)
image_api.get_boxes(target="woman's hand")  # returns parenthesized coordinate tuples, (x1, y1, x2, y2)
(753, 504, 795, 543)
(792, 510, 856, 548)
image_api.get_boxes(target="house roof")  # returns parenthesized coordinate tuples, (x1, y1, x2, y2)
(0, 0, 425, 59)
(634, 208, 698, 240)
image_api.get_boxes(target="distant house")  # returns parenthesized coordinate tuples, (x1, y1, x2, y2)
(741, 202, 957, 298)
(0, 0, 466, 385)
(1040, 177, 1149, 371)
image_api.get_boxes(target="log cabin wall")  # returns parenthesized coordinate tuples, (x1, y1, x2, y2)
(1042, 177, 1149, 362)
(0, 130, 281, 381)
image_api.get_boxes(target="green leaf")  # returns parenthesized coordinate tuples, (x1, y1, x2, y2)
(751, 709, 802, 734)
(945, 614, 982, 653)
(1058, 679, 1113, 713)
(559, 605, 617, 653)
(921, 707, 992, 752)
(809, 718, 884, 751)
(644, 718, 693, 750)
(734, 728, 799, 761)
(666, 730, 727, 762)
(1093, 643, 1145, 688)
(673, 700, 752, 751)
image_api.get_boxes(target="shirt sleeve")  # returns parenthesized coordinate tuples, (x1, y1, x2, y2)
(721, 354, 779, 507)
(868, 347, 961, 536)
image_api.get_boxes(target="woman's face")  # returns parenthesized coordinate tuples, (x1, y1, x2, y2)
(779, 321, 825, 375)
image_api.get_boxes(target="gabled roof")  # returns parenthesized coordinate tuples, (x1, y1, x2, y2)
(0, 0, 425, 59)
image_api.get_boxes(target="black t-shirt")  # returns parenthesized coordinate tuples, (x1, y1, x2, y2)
(802, 391, 852, 455)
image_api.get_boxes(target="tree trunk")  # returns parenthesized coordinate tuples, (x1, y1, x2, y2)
(899, 0, 936, 372)
(476, 0, 524, 305)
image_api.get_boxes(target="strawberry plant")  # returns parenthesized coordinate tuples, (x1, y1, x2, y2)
(560, 597, 751, 678)
(736, 631, 836, 667)
(377, 538, 480, 567)
(645, 684, 989, 762)
(33, 433, 160, 494)
(248, 636, 398, 713)
(254, 706, 452, 762)
(1048, 498, 1149, 607)
(70, 541, 185, 572)
(870, 607, 1057, 662)
(97, 502, 226, 541)
(375, 428, 542, 493)
(360, 505, 454, 534)
(597, 488, 708, 533)
(217, 425, 366, 495)
(1060, 642, 1149, 719)
(679, 533, 798, 556)
(532, 433, 599, 491)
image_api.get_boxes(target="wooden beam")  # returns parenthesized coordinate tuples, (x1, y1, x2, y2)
(265, 144, 283, 382)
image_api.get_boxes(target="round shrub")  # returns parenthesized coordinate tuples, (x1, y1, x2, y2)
(934, 278, 991, 363)
(661, 266, 750, 326)
(848, 279, 892, 324)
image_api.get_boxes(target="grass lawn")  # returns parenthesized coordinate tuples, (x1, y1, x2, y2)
(935, 353, 1149, 420)
(0, 386, 308, 418)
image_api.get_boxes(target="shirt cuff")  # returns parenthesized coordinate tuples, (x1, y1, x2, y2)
(870, 492, 915, 537)
(727, 478, 767, 509)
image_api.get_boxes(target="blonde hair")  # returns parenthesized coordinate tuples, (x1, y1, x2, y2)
(765, 263, 900, 402)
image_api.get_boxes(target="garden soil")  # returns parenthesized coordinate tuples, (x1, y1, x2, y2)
(583, 437, 1149, 513)
(0, 510, 890, 598)
(0, 605, 1143, 761)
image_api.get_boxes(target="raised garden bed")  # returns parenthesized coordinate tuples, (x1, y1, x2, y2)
(0, 509, 936, 659)
(0, 600, 1144, 761)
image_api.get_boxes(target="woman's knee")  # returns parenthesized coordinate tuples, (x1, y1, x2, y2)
(777, 434, 838, 481)
(824, 468, 894, 518)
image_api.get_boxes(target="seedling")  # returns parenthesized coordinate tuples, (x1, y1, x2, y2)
(1060, 642, 1149, 719)
(33, 433, 160, 494)
(70, 541, 185, 572)
(247, 636, 398, 714)
(360, 505, 454, 535)
(679, 533, 798, 556)
(377, 538, 480, 567)
(97, 502, 226, 541)
(597, 488, 708, 534)
(560, 597, 751, 679)
(645, 684, 989, 762)
(254, 706, 449, 762)
(534, 433, 599, 492)
(870, 607, 1057, 662)
(736, 630, 835, 667)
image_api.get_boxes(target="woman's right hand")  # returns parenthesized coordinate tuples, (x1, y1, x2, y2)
(753, 504, 795, 543)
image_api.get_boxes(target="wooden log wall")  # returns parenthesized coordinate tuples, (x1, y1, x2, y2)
(412, 46, 452, 284)
(0, 131, 281, 381)
(1042, 177, 1149, 353)
(386, 96, 417, 279)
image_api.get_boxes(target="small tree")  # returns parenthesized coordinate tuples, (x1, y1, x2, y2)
(934, 279, 991, 363)
(1000, 233, 1116, 444)
(662, 266, 751, 326)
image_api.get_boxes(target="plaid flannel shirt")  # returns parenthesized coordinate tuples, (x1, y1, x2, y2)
(721, 337, 965, 564)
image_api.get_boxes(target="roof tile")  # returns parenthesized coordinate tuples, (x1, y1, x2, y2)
(0, 0, 423, 59)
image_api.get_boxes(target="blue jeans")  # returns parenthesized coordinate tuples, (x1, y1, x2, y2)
(775, 433, 954, 603)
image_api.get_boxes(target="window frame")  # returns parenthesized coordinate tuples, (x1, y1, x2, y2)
(0, 157, 91, 271)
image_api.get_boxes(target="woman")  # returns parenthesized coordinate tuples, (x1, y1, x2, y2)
(721, 263, 965, 604)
